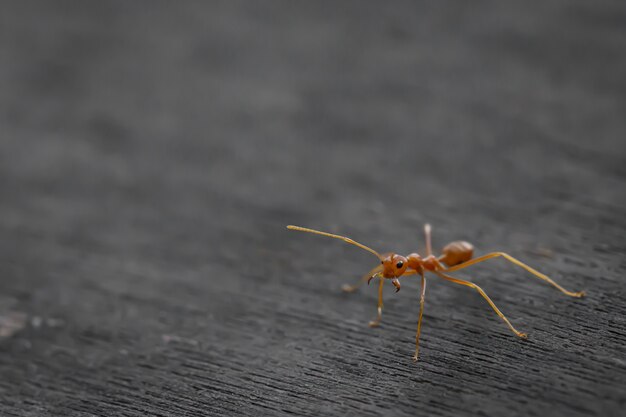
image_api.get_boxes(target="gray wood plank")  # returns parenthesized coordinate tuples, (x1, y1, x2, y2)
(0, 1, 625, 416)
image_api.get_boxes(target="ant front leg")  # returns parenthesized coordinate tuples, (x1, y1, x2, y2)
(368, 276, 385, 327)
(342, 265, 383, 293)
(413, 273, 427, 362)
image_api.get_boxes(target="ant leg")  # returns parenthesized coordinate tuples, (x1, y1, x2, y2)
(342, 265, 383, 293)
(368, 277, 385, 327)
(424, 224, 432, 256)
(364, 269, 418, 330)
(443, 252, 585, 298)
(413, 273, 427, 362)
(434, 271, 528, 338)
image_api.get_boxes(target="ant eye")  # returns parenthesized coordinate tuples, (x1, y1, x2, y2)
(396, 261, 404, 268)
(381, 261, 384, 264)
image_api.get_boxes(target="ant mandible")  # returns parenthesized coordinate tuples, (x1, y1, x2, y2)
(287, 224, 585, 362)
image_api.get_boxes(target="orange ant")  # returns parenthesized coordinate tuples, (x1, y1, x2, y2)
(287, 224, 585, 362)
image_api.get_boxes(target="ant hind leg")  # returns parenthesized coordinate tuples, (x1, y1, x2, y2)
(443, 252, 585, 298)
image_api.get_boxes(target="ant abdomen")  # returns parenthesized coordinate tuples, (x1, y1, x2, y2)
(440, 241, 474, 266)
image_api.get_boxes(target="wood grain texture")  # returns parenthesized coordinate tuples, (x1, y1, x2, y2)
(0, 1, 625, 416)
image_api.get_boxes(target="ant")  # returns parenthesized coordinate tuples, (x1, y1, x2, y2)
(287, 224, 585, 362)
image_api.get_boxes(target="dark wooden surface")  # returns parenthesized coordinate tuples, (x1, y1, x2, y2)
(1, 1, 625, 416)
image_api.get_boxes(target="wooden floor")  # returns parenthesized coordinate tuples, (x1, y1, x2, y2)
(1, 1, 625, 416)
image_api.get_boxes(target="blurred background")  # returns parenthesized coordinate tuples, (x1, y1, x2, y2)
(0, 1, 625, 416)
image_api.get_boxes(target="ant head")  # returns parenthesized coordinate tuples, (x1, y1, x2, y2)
(381, 253, 408, 278)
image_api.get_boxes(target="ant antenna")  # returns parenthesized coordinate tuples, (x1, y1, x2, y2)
(287, 225, 383, 260)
